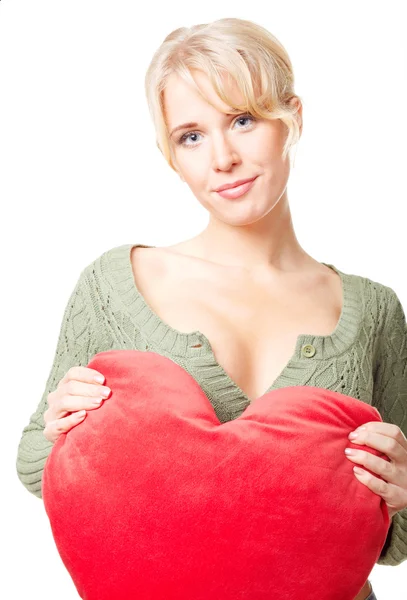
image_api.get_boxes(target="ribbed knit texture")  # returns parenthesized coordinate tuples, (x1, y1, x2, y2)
(16, 243, 407, 567)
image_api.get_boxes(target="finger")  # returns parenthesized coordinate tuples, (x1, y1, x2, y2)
(353, 466, 389, 496)
(353, 422, 407, 450)
(345, 449, 396, 483)
(353, 466, 402, 515)
(63, 379, 111, 400)
(44, 410, 87, 443)
(58, 366, 105, 388)
(56, 392, 109, 417)
(349, 430, 406, 462)
(47, 380, 110, 420)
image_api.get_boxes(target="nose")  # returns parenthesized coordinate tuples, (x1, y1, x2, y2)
(211, 133, 241, 172)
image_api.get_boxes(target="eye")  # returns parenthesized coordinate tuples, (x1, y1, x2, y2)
(177, 113, 255, 147)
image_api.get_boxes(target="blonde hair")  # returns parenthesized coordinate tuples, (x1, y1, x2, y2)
(144, 17, 302, 171)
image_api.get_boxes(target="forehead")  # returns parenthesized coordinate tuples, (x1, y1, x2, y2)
(163, 70, 244, 126)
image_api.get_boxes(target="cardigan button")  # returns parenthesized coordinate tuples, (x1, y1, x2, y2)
(301, 343, 316, 358)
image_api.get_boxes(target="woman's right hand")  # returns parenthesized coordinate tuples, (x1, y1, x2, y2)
(43, 366, 111, 443)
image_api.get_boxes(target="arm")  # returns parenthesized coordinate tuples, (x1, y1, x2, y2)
(373, 287, 407, 566)
(15, 267, 99, 499)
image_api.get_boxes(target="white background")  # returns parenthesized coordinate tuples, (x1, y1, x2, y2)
(1, 0, 406, 598)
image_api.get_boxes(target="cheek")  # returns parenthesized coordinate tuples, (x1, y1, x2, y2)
(251, 125, 286, 158)
(182, 161, 211, 191)
(177, 154, 203, 179)
(188, 173, 208, 193)
(236, 143, 282, 173)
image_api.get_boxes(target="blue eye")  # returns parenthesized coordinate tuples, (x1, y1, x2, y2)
(178, 114, 255, 147)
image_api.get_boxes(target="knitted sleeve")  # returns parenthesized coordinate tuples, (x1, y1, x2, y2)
(373, 287, 407, 566)
(16, 266, 99, 499)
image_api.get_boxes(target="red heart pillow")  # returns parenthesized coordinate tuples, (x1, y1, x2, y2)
(42, 350, 390, 600)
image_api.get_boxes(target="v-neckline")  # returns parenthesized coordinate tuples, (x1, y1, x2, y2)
(105, 243, 362, 411)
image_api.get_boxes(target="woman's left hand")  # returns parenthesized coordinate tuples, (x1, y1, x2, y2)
(345, 422, 407, 519)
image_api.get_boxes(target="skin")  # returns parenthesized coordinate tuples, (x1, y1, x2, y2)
(161, 69, 405, 600)
(162, 68, 317, 282)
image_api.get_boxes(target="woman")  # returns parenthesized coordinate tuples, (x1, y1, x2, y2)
(16, 17, 407, 599)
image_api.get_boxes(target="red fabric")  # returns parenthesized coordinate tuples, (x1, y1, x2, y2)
(42, 349, 391, 600)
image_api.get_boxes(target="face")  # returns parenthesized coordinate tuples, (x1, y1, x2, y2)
(163, 69, 302, 226)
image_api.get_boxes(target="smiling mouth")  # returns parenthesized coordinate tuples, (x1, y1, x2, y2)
(215, 176, 257, 192)
(214, 176, 258, 199)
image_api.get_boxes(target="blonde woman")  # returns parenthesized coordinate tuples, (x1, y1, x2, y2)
(16, 17, 407, 599)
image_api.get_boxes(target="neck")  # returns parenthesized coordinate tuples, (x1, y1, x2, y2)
(194, 191, 310, 275)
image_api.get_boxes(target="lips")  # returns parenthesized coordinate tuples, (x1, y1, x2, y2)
(214, 176, 257, 192)
(215, 177, 258, 200)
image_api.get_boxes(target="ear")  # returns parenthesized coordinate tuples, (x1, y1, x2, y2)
(289, 96, 303, 137)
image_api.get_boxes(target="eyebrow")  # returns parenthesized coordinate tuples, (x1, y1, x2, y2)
(169, 112, 238, 139)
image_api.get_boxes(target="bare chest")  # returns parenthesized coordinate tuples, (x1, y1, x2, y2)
(130, 246, 343, 403)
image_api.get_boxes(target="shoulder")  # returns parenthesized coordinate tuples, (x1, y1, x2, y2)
(327, 263, 406, 352)
(67, 244, 136, 319)
(357, 271, 405, 327)
(345, 269, 406, 354)
(336, 264, 403, 322)
(80, 243, 134, 280)
(71, 244, 137, 343)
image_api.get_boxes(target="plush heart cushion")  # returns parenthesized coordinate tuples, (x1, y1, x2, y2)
(42, 349, 391, 600)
